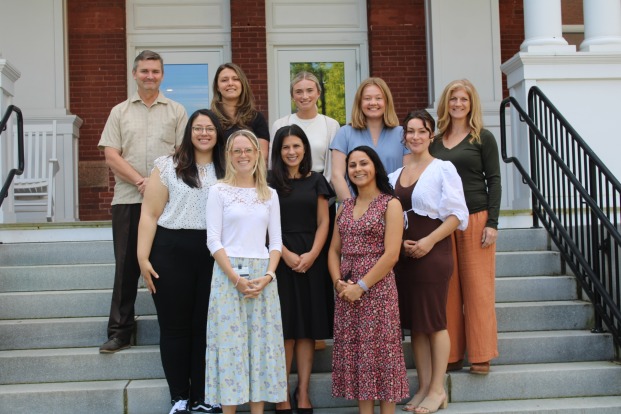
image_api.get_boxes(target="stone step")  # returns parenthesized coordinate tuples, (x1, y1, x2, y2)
(496, 300, 593, 332)
(1, 363, 619, 413)
(496, 275, 577, 302)
(0, 289, 156, 319)
(0, 241, 114, 266)
(0, 273, 579, 320)
(0, 264, 115, 292)
(0, 346, 163, 385)
(0, 328, 613, 382)
(496, 251, 561, 277)
(495, 227, 549, 252)
(0, 252, 561, 294)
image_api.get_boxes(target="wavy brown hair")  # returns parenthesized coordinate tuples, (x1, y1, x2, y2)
(210, 63, 257, 131)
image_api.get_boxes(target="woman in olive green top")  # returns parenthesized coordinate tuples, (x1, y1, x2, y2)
(429, 79, 501, 375)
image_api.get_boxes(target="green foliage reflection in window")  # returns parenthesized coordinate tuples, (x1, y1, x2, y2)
(290, 62, 346, 126)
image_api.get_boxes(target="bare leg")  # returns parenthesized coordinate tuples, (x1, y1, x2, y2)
(294, 338, 315, 408)
(275, 339, 295, 410)
(249, 401, 264, 414)
(414, 330, 449, 413)
(358, 399, 375, 414)
(412, 332, 432, 391)
(222, 405, 236, 414)
(380, 400, 397, 414)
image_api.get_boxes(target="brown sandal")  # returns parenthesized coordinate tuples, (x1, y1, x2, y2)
(469, 361, 490, 375)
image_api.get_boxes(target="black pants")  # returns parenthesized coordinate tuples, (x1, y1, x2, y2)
(150, 226, 214, 402)
(107, 204, 142, 342)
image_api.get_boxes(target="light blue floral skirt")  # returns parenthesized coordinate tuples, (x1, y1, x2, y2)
(205, 257, 287, 405)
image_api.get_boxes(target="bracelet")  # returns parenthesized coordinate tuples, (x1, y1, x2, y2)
(265, 270, 276, 282)
(234, 274, 241, 287)
(357, 279, 369, 293)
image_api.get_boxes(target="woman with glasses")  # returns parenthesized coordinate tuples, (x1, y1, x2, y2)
(205, 130, 286, 414)
(137, 109, 225, 414)
(211, 63, 270, 164)
(269, 124, 335, 414)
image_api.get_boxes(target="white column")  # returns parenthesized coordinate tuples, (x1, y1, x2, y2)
(580, 0, 621, 52)
(520, 0, 575, 53)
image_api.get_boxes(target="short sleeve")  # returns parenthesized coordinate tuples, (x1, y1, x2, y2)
(330, 125, 351, 154)
(313, 172, 336, 199)
(253, 112, 270, 141)
(154, 156, 172, 188)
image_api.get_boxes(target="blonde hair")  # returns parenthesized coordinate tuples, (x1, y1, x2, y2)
(351, 78, 399, 129)
(290, 71, 322, 96)
(436, 79, 484, 143)
(222, 130, 270, 201)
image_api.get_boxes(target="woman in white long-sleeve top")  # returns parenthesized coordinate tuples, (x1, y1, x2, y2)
(205, 129, 287, 414)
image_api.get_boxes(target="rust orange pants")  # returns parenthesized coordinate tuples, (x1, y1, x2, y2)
(446, 210, 499, 364)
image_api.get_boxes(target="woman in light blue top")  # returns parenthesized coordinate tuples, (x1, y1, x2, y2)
(330, 77, 409, 201)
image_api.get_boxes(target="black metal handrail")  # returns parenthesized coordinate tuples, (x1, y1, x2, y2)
(500, 87, 621, 348)
(0, 105, 24, 207)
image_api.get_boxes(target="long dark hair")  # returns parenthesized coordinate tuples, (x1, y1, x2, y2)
(269, 124, 313, 196)
(345, 145, 394, 197)
(173, 109, 225, 187)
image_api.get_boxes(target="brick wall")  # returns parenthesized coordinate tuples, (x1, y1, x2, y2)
(367, 0, 428, 121)
(230, 0, 269, 116)
(499, 0, 524, 98)
(68, 0, 126, 220)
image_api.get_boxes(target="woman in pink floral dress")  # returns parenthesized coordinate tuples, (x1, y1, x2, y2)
(328, 145, 409, 414)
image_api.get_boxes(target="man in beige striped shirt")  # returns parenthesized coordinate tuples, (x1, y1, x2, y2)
(98, 50, 187, 354)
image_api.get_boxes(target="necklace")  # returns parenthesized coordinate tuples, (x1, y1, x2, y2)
(197, 163, 211, 179)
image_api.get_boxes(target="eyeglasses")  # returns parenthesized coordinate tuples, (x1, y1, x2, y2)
(192, 126, 216, 134)
(231, 148, 255, 156)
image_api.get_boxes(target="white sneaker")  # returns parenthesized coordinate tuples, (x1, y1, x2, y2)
(169, 399, 190, 414)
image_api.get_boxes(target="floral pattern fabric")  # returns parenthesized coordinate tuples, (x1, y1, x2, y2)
(205, 257, 287, 405)
(331, 194, 409, 402)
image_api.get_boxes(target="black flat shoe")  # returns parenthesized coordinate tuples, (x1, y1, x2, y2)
(274, 409, 292, 414)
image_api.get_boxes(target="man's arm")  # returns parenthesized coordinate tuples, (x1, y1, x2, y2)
(104, 147, 148, 194)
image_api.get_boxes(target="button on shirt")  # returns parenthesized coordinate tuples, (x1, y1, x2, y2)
(98, 92, 187, 205)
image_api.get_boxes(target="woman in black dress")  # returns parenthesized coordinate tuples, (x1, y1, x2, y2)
(269, 124, 335, 414)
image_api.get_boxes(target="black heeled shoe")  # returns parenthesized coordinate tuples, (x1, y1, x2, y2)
(292, 387, 313, 414)
(274, 391, 292, 414)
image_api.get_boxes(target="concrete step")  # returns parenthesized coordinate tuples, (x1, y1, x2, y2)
(0, 241, 114, 266)
(0, 346, 163, 385)
(1, 276, 580, 320)
(0, 289, 155, 319)
(495, 227, 549, 252)
(0, 329, 613, 381)
(2, 377, 620, 414)
(496, 251, 562, 277)
(0, 264, 115, 292)
(14, 361, 613, 413)
(0, 315, 158, 350)
(496, 300, 593, 332)
(449, 361, 621, 402)
(495, 275, 577, 302)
